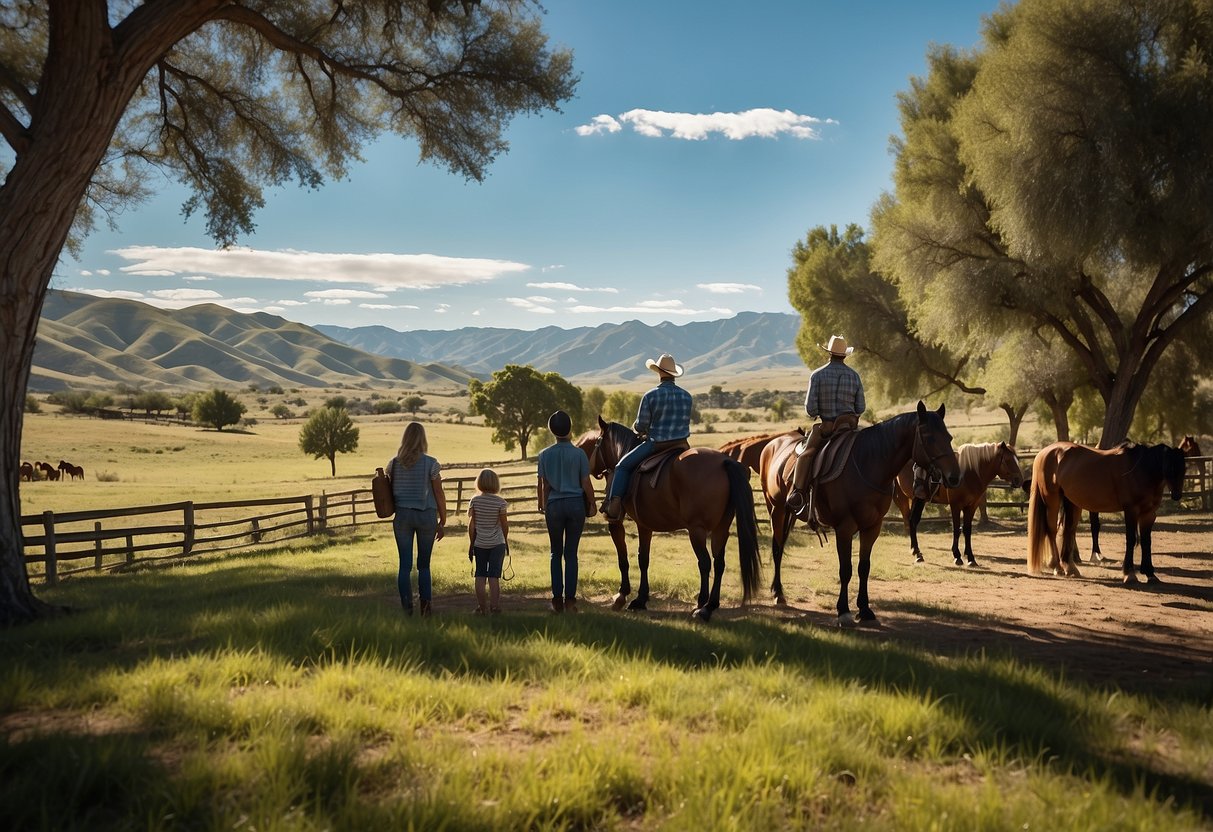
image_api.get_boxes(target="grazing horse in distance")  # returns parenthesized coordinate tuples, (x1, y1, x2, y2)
(58, 459, 85, 481)
(35, 461, 59, 481)
(892, 442, 1024, 566)
(760, 402, 961, 622)
(1027, 441, 1185, 583)
(19, 461, 34, 481)
(589, 417, 761, 622)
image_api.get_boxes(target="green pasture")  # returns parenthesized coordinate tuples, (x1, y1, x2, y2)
(2, 524, 1211, 831)
(11, 408, 1211, 829)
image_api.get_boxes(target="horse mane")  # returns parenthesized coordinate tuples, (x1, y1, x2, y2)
(854, 411, 918, 467)
(956, 443, 999, 472)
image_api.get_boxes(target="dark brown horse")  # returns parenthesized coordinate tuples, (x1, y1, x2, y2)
(1027, 441, 1186, 584)
(1089, 436, 1200, 562)
(58, 459, 84, 481)
(19, 461, 34, 481)
(759, 402, 961, 621)
(35, 461, 59, 481)
(589, 417, 761, 622)
(718, 429, 802, 474)
(892, 442, 1024, 566)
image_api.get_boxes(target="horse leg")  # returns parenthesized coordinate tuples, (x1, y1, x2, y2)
(610, 521, 632, 610)
(627, 529, 653, 611)
(1140, 515, 1160, 584)
(690, 529, 716, 621)
(1090, 511, 1106, 563)
(835, 532, 854, 624)
(1059, 498, 1083, 578)
(855, 523, 882, 624)
(909, 498, 926, 563)
(1121, 510, 1139, 585)
(950, 502, 964, 566)
(961, 504, 978, 567)
(770, 504, 790, 605)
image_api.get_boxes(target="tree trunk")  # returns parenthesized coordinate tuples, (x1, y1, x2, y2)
(998, 403, 1026, 446)
(0, 13, 151, 624)
(329, 454, 336, 477)
(1098, 368, 1150, 449)
(1043, 392, 1071, 443)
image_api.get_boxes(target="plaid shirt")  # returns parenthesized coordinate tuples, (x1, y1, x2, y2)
(634, 378, 693, 442)
(805, 359, 865, 421)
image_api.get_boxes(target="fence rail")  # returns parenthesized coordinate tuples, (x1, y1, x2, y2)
(21, 457, 1213, 584)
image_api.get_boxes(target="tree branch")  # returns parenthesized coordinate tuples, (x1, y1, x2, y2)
(0, 100, 29, 154)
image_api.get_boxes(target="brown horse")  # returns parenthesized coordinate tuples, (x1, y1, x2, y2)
(19, 461, 34, 481)
(892, 442, 1024, 566)
(1089, 436, 1200, 562)
(35, 461, 59, 481)
(759, 402, 961, 621)
(58, 459, 85, 481)
(589, 417, 761, 622)
(1027, 441, 1186, 584)
(718, 429, 802, 474)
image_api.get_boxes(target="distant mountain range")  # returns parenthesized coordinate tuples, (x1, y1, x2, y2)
(31, 291, 804, 391)
(316, 310, 803, 382)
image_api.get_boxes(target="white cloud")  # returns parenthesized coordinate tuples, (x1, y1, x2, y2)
(112, 245, 530, 289)
(319, 298, 351, 305)
(527, 295, 557, 304)
(150, 288, 223, 301)
(527, 281, 618, 293)
(574, 114, 622, 136)
(575, 108, 837, 141)
(275, 299, 307, 306)
(69, 288, 145, 301)
(541, 264, 565, 272)
(508, 297, 556, 314)
(360, 303, 419, 310)
(569, 300, 732, 316)
(304, 288, 388, 300)
(79, 269, 92, 277)
(182, 275, 208, 282)
(697, 282, 762, 294)
(97, 269, 110, 276)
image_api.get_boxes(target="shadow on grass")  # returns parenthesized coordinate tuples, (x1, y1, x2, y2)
(3, 534, 1212, 825)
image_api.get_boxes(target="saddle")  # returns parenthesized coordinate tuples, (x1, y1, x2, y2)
(781, 425, 860, 488)
(636, 439, 691, 489)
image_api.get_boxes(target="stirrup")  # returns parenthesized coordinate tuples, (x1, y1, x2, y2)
(785, 489, 806, 513)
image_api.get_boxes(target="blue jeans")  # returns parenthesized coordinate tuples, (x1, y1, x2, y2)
(393, 506, 437, 610)
(546, 497, 585, 600)
(606, 439, 655, 501)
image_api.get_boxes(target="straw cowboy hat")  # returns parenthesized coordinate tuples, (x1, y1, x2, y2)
(645, 353, 684, 377)
(820, 335, 854, 357)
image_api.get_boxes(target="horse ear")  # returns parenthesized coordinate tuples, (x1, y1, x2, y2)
(998, 441, 1007, 450)
(597, 414, 608, 430)
(916, 400, 927, 421)
(936, 402, 946, 420)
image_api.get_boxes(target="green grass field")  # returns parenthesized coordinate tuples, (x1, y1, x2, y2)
(8, 405, 1211, 830)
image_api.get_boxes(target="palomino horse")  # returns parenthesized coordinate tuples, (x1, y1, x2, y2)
(759, 402, 961, 621)
(589, 417, 761, 622)
(1027, 441, 1186, 583)
(892, 442, 1024, 566)
(58, 459, 85, 481)
(1089, 436, 1200, 562)
(718, 429, 802, 474)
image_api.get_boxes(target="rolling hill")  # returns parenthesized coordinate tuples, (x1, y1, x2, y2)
(31, 291, 805, 392)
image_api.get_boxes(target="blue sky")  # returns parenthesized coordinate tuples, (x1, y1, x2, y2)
(59, 1, 1001, 332)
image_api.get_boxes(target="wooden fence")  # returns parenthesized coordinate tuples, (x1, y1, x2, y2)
(20, 457, 1213, 585)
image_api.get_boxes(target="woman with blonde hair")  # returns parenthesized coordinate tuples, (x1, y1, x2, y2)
(386, 422, 447, 616)
(468, 467, 508, 614)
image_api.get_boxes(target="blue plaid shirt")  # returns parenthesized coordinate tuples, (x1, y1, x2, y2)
(634, 378, 693, 442)
(805, 358, 865, 421)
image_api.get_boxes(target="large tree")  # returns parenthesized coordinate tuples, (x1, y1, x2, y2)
(468, 364, 581, 459)
(298, 406, 360, 477)
(873, 0, 1213, 450)
(0, 1, 576, 624)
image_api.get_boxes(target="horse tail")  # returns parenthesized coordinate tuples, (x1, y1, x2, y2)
(1026, 476, 1051, 574)
(725, 459, 762, 603)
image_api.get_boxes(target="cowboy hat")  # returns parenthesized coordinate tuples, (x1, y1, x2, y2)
(819, 335, 854, 357)
(645, 353, 684, 377)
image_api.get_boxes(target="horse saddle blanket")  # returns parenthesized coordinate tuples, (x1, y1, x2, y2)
(637, 439, 691, 489)
(783, 428, 860, 487)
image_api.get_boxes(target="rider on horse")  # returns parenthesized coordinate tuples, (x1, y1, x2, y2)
(600, 353, 693, 522)
(786, 335, 865, 521)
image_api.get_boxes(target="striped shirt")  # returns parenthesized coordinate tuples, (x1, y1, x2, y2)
(805, 359, 865, 421)
(634, 378, 693, 442)
(469, 493, 508, 547)
(537, 440, 589, 501)
(388, 455, 440, 511)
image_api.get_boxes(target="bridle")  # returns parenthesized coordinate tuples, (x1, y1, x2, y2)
(914, 422, 953, 480)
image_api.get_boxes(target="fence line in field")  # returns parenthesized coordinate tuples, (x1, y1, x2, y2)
(20, 457, 1212, 585)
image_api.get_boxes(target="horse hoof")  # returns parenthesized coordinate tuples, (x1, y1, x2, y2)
(953, 557, 964, 567)
(966, 559, 979, 568)
(1065, 566, 1083, 579)
(857, 608, 878, 623)
(836, 613, 856, 628)
(611, 594, 628, 611)
(626, 598, 647, 612)
(1122, 572, 1139, 586)
(775, 595, 787, 607)
(913, 552, 924, 564)
(692, 608, 712, 623)
(1146, 573, 1162, 585)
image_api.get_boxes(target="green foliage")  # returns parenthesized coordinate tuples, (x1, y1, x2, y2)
(602, 390, 642, 425)
(401, 395, 426, 415)
(23, 395, 39, 414)
(298, 406, 360, 476)
(580, 387, 607, 431)
(270, 404, 293, 419)
(373, 399, 402, 415)
(192, 389, 247, 431)
(131, 390, 174, 414)
(468, 365, 582, 459)
(768, 398, 790, 422)
(324, 395, 348, 411)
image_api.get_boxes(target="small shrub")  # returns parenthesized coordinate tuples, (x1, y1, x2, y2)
(95, 470, 119, 482)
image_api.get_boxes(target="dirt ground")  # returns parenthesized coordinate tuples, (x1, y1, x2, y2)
(763, 513, 1213, 695)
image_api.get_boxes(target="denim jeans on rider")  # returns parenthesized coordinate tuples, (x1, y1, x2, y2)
(393, 506, 437, 611)
(545, 496, 585, 601)
(605, 438, 655, 501)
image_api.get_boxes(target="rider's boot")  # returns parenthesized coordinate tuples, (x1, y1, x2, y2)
(601, 496, 623, 522)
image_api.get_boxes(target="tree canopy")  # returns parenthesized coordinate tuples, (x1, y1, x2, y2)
(468, 364, 582, 459)
(299, 406, 360, 477)
(192, 389, 246, 431)
(0, 1, 576, 625)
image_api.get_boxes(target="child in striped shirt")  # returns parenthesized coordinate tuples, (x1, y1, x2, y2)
(468, 468, 509, 614)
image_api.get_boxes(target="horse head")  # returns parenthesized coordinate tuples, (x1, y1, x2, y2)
(1160, 443, 1187, 501)
(593, 416, 639, 477)
(914, 401, 962, 488)
(1179, 435, 1201, 458)
(996, 441, 1025, 488)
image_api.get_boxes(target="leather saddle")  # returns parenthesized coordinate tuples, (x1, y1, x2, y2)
(636, 439, 691, 489)
(780, 427, 861, 488)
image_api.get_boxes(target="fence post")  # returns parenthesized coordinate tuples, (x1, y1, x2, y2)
(456, 480, 464, 515)
(125, 534, 134, 565)
(319, 492, 328, 531)
(94, 521, 103, 571)
(183, 502, 195, 556)
(42, 510, 57, 586)
(350, 491, 357, 527)
(305, 495, 315, 535)
(1202, 459, 1209, 511)
(251, 517, 262, 544)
